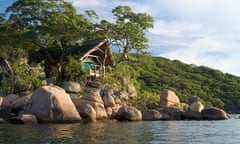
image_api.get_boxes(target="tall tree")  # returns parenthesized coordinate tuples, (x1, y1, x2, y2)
(6, 0, 94, 76)
(96, 6, 154, 61)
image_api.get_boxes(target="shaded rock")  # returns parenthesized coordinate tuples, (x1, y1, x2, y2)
(72, 90, 107, 120)
(164, 106, 182, 120)
(0, 97, 11, 119)
(188, 96, 201, 104)
(87, 81, 101, 88)
(0, 96, 9, 105)
(202, 107, 229, 120)
(142, 109, 162, 121)
(81, 104, 96, 122)
(106, 104, 122, 119)
(11, 95, 31, 114)
(105, 107, 113, 118)
(8, 114, 38, 124)
(46, 77, 57, 85)
(159, 90, 180, 107)
(102, 89, 116, 107)
(62, 81, 81, 93)
(155, 108, 172, 120)
(115, 106, 142, 121)
(181, 110, 202, 120)
(4, 94, 19, 104)
(189, 101, 204, 112)
(24, 86, 82, 123)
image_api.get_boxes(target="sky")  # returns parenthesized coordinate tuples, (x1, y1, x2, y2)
(1, 0, 240, 76)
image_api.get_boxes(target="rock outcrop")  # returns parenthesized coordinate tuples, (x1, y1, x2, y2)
(120, 77, 137, 98)
(159, 90, 180, 107)
(202, 107, 229, 120)
(189, 101, 204, 112)
(102, 89, 116, 107)
(4, 94, 19, 104)
(72, 90, 107, 121)
(24, 86, 82, 123)
(142, 109, 162, 121)
(11, 95, 31, 114)
(8, 114, 38, 124)
(115, 106, 142, 121)
(0, 97, 11, 119)
(62, 81, 81, 93)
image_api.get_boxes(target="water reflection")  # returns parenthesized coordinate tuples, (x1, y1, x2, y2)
(1, 118, 240, 144)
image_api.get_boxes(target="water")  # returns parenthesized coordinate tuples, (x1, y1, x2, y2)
(0, 115, 240, 144)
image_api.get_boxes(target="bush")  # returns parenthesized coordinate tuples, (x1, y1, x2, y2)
(0, 62, 42, 94)
(62, 56, 87, 82)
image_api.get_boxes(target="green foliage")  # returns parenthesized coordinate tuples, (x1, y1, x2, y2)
(113, 54, 240, 112)
(95, 6, 154, 61)
(0, 62, 42, 93)
(62, 56, 87, 82)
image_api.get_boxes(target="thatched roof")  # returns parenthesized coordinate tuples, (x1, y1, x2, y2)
(64, 38, 114, 66)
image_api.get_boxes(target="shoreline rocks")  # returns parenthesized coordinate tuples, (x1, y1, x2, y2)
(0, 85, 231, 124)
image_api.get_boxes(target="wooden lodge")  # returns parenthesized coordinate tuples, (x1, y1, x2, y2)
(64, 38, 114, 79)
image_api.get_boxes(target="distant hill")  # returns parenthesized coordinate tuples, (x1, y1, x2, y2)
(113, 54, 240, 113)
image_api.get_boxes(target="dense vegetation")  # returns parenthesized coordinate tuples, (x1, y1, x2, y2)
(1, 1, 240, 113)
(0, 0, 153, 93)
(113, 54, 240, 113)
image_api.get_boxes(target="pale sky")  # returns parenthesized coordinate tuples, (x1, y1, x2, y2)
(1, 0, 240, 76)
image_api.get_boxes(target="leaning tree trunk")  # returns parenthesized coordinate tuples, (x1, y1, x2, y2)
(0, 57, 14, 77)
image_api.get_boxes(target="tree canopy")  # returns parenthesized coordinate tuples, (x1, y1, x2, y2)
(96, 6, 154, 61)
(6, 0, 94, 72)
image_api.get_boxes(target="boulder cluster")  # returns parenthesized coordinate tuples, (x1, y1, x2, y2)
(0, 81, 229, 125)
(142, 89, 229, 121)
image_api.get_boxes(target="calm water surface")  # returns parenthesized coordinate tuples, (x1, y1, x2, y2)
(0, 115, 240, 144)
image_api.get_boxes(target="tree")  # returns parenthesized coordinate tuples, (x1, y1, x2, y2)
(96, 6, 154, 62)
(6, 0, 94, 77)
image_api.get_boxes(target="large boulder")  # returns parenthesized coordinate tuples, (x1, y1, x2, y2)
(11, 95, 31, 114)
(142, 109, 162, 121)
(189, 101, 204, 112)
(24, 86, 82, 123)
(202, 107, 229, 120)
(72, 90, 107, 120)
(62, 81, 81, 93)
(102, 89, 116, 107)
(115, 106, 142, 121)
(159, 90, 180, 107)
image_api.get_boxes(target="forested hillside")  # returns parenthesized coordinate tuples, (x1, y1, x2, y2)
(114, 54, 240, 113)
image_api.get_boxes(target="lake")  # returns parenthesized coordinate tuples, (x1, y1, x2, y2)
(0, 115, 240, 144)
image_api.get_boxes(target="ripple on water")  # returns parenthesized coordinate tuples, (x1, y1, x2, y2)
(0, 116, 240, 144)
